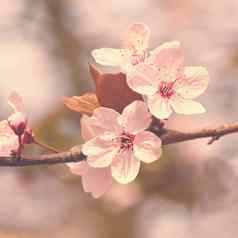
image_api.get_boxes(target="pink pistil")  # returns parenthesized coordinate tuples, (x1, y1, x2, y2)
(159, 81, 174, 98)
(119, 131, 135, 152)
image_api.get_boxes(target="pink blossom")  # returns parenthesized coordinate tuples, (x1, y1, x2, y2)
(7, 92, 27, 136)
(81, 101, 162, 184)
(92, 23, 151, 73)
(0, 92, 33, 157)
(127, 41, 209, 119)
(68, 161, 113, 198)
(0, 120, 18, 156)
(67, 123, 114, 198)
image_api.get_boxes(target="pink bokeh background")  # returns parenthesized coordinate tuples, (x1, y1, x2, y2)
(1, 0, 238, 237)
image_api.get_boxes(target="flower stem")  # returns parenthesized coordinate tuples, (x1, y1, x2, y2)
(16, 135, 23, 159)
(34, 139, 60, 153)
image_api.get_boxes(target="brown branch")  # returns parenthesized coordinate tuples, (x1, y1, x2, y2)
(159, 123, 238, 145)
(0, 150, 86, 167)
(0, 123, 238, 167)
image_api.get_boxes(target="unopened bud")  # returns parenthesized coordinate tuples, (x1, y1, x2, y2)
(22, 128, 34, 144)
(8, 112, 27, 136)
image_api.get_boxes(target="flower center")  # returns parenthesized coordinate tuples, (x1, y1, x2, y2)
(131, 53, 146, 65)
(159, 81, 174, 98)
(119, 131, 135, 152)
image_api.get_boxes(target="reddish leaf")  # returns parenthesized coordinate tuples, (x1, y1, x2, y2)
(63, 93, 100, 115)
(89, 64, 143, 113)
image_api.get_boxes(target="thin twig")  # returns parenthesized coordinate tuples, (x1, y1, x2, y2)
(0, 122, 238, 167)
(34, 139, 61, 153)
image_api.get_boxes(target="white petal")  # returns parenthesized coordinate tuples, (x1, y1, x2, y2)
(111, 150, 140, 184)
(123, 23, 150, 53)
(127, 64, 159, 96)
(120, 101, 152, 134)
(82, 167, 113, 198)
(67, 161, 89, 176)
(93, 107, 122, 135)
(82, 134, 119, 167)
(134, 131, 162, 163)
(147, 94, 173, 119)
(87, 148, 118, 168)
(175, 66, 209, 99)
(170, 94, 206, 114)
(0, 120, 18, 156)
(92, 48, 123, 66)
(81, 107, 122, 142)
(8, 91, 24, 112)
(80, 115, 103, 141)
(149, 41, 184, 70)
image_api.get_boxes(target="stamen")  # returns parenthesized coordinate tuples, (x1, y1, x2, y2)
(119, 131, 135, 152)
(159, 81, 174, 98)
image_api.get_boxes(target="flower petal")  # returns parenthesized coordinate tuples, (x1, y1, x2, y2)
(147, 94, 173, 119)
(93, 107, 122, 134)
(111, 150, 140, 184)
(82, 134, 118, 168)
(8, 91, 24, 112)
(120, 101, 152, 134)
(81, 115, 98, 141)
(170, 94, 206, 114)
(67, 161, 89, 176)
(149, 41, 184, 71)
(68, 161, 113, 198)
(82, 167, 113, 198)
(123, 23, 150, 53)
(175, 66, 209, 99)
(134, 131, 162, 163)
(92, 48, 123, 66)
(127, 63, 159, 96)
(81, 107, 122, 141)
(87, 148, 118, 168)
(0, 120, 18, 156)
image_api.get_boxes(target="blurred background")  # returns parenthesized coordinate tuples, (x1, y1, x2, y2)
(1, 0, 238, 237)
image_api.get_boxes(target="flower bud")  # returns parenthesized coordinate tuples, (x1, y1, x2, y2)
(8, 112, 27, 136)
(22, 128, 34, 144)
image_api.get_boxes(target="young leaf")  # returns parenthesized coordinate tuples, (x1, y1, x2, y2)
(89, 64, 142, 113)
(64, 93, 100, 115)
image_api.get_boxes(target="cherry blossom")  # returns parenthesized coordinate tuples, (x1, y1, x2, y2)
(127, 41, 209, 119)
(67, 128, 114, 198)
(0, 92, 34, 157)
(81, 101, 162, 184)
(0, 120, 18, 156)
(7, 92, 27, 136)
(92, 23, 151, 73)
(68, 161, 113, 198)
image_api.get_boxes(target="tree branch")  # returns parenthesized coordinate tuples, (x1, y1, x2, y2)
(1, 122, 238, 167)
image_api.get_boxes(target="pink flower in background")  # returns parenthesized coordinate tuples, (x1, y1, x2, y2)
(68, 161, 113, 198)
(81, 101, 162, 184)
(127, 41, 209, 119)
(0, 92, 33, 157)
(0, 120, 18, 156)
(92, 23, 151, 73)
(7, 91, 27, 136)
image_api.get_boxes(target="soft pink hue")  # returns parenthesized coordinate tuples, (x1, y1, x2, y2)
(0, 120, 18, 156)
(0, 92, 33, 157)
(7, 91, 27, 136)
(81, 101, 162, 184)
(68, 161, 113, 198)
(67, 112, 115, 198)
(92, 23, 151, 73)
(127, 41, 209, 119)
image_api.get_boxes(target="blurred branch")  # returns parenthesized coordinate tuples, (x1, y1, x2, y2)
(0, 122, 238, 167)
(159, 123, 238, 145)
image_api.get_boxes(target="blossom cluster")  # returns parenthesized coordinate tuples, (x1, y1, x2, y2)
(68, 23, 209, 198)
(0, 92, 33, 157)
(0, 23, 209, 198)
